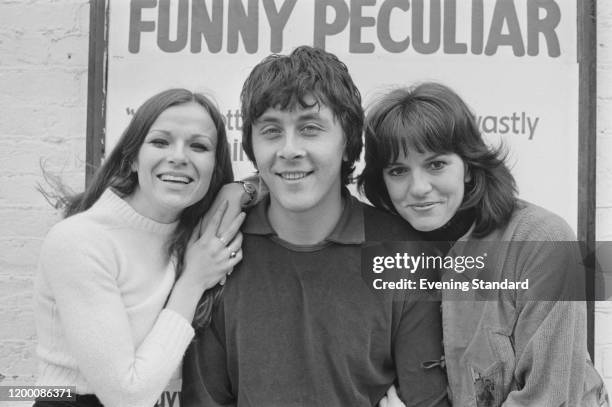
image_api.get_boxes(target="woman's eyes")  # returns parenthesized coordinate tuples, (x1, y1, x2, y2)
(148, 138, 211, 152)
(190, 143, 210, 152)
(428, 160, 447, 170)
(386, 161, 447, 176)
(149, 138, 168, 147)
(386, 167, 408, 177)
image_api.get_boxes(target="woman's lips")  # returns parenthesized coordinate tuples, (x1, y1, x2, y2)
(407, 202, 441, 211)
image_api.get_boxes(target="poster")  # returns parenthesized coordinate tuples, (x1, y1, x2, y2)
(105, 0, 579, 230)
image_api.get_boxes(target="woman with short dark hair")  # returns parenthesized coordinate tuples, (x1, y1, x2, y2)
(359, 82, 607, 406)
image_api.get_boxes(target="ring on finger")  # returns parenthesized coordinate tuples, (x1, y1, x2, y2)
(229, 251, 237, 259)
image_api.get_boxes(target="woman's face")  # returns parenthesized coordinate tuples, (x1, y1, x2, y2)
(127, 102, 217, 223)
(383, 149, 468, 231)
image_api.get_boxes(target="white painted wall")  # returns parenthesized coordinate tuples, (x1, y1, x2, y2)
(0, 0, 89, 388)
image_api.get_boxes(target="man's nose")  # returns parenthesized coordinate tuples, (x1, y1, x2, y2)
(278, 132, 305, 160)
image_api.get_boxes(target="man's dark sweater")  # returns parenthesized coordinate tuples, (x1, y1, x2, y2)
(182, 195, 448, 407)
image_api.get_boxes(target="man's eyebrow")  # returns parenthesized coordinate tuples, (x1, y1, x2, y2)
(254, 115, 281, 124)
(296, 111, 324, 121)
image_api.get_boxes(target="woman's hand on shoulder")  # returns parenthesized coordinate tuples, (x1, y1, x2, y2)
(181, 201, 245, 290)
(379, 385, 406, 407)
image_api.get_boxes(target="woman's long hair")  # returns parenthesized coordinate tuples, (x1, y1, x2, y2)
(64, 88, 233, 328)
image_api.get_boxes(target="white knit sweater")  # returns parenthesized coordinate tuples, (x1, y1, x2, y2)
(34, 189, 195, 407)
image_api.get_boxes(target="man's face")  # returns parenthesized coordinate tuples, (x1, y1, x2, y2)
(251, 97, 346, 215)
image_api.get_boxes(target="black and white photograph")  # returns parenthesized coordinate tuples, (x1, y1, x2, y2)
(0, 0, 611, 406)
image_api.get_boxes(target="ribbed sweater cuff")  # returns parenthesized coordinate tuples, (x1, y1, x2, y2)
(150, 309, 195, 360)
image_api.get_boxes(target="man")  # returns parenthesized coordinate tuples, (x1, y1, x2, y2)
(182, 46, 448, 406)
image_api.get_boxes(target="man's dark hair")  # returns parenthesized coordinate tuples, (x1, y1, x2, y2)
(240, 46, 363, 185)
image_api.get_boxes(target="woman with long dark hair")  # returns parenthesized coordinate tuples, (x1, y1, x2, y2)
(34, 89, 244, 407)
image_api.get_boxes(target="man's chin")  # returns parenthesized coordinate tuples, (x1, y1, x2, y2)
(271, 195, 317, 214)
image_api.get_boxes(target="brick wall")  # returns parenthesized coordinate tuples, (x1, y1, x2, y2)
(0, 0, 610, 398)
(0, 0, 89, 389)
